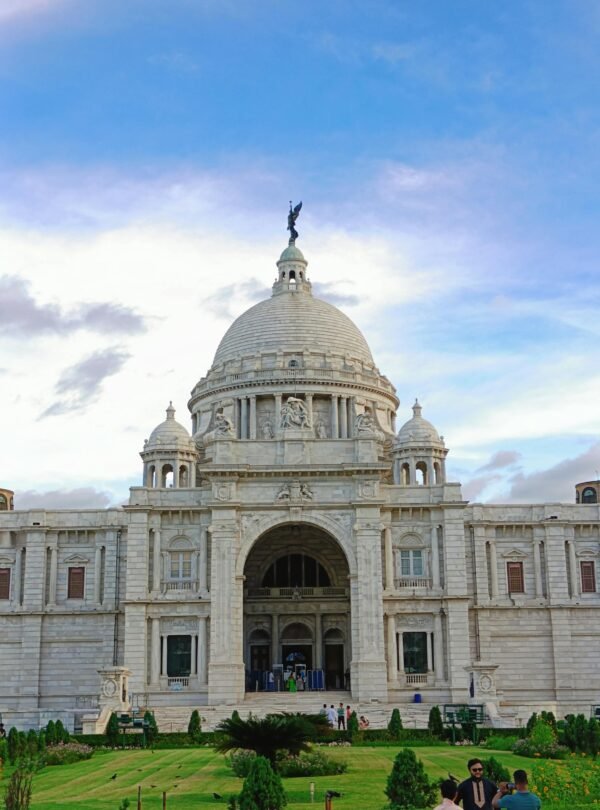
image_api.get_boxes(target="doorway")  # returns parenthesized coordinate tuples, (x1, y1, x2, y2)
(325, 644, 344, 689)
(250, 644, 271, 672)
(167, 635, 191, 677)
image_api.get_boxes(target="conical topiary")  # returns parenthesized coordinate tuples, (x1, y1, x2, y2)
(238, 755, 287, 810)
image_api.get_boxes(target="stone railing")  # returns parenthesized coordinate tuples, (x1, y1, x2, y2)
(163, 580, 196, 592)
(246, 586, 348, 599)
(405, 673, 429, 686)
(168, 677, 190, 690)
(394, 577, 432, 589)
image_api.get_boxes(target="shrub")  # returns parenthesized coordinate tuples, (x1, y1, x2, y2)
(45, 721, 56, 747)
(188, 709, 202, 743)
(482, 734, 519, 751)
(587, 717, 600, 758)
(428, 706, 444, 738)
(482, 756, 510, 784)
(144, 711, 159, 746)
(0, 739, 8, 765)
(276, 750, 347, 778)
(512, 720, 568, 760)
(525, 712, 538, 736)
(106, 713, 120, 748)
(348, 711, 359, 737)
(7, 728, 19, 765)
(118, 801, 130, 810)
(54, 720, 69, 744)
(388, 708, 403, 739)
(228, 750, 257, 777)
(238, 755, 286, 810)
(44, 742, 93, 766)
(385, 748, 437, 809)
(37, 731, 46, 754)
(26, 730, 38, 758)
(16, 733, 28, 762)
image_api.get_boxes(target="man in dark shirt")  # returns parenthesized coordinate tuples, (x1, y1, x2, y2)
(457, 758, 498, 810)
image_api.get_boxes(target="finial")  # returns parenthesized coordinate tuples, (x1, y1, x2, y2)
(166, 401, 175, 419)
(413, 398, 422, 417)
(287, 200, 302, 244)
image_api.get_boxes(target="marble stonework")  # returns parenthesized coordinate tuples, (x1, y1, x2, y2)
(1, 242, 599, 730)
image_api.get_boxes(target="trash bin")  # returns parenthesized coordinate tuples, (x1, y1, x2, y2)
(413, 692, 422, 704)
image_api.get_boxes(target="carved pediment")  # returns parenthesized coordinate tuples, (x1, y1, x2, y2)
(501, 547, 529, 558)
(576, 547, 600, 558)
(0, 554, 14, 566)
(63, 554, 90, 565)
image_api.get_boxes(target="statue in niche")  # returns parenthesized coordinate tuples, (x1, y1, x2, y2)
(280, 396, 311, 429)
(214, 410, 234, 436)
(261, 418, 274, 439)
(287, 200, 302, 244)
(315, 419, 328, 439)
(355, 407, 383, 439)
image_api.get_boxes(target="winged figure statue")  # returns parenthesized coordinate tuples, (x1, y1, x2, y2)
(287, 201, 302, 244)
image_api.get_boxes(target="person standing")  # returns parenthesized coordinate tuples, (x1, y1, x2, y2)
(337, 702, 346, 730)
(327, 704, 337, 727)
(434, 780, 460, 810)
(457, 759, 497, 810)
(492, 770, 541, 810)
(346, 704, 352, 724)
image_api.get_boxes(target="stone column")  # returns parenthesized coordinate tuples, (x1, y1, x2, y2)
(94, 545, 103, 604)
(272, 613, 279, 668)
(172, 460, 179, 487)
(48, 545, 58, 606)
(152, 529, 161, 592)
(488, 541, 499, 598)
(241, 397, 249, 439)
(305, 393, 313, 428)
(198, 616, 208, 685)
(199, 527, 208, 594)
(331, 395, 339, 438)
(340, 396, 348, 438)
(533, 539, 543, 597)
(431, 525, 440, 587)
(433, 613, 444, 682)
(427, 631, 434, 672)
(397, 632, 404, 674)
(13, 548, 22, 606)
(151, 618, 161, 685)
(275, 394, 282, 430)
(314, 613, 322, 669)
(384, 527, 395, 591)
(190, 635, 198, 676)
(161, 634, 168, 677)
(568, 540, 579, 597)
(249, 396, 257, 440)
(123, 512, 151, 694)
(386, 614, 396, 683)
(348, 397, 355, 437)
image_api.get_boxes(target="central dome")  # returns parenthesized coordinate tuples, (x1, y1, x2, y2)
(211, 245, 374, 368)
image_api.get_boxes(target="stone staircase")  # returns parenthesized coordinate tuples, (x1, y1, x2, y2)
(152, 692, 433, 732)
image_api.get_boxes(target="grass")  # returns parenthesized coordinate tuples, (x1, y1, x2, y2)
(0, 745, 590, 810)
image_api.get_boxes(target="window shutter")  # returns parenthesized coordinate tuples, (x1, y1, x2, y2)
(0, 568, 10, 600)
(581, 561, 596, 593)
(507, 561, 524, 593)
(68, 566, 85, 599)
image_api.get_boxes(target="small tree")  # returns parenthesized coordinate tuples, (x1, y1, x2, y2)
(427, 706, 444, 738)
(7, 728, 19, 765)
(238, 755, 286, 810)
(16, 733, 28, 762)
(540, 711, 557, 734)
(525, 712, 538, 736)
(529, 718, 557, 751)
(37, 731, 46, 754)
(106, 713, 120, 748)
(54, 720, 69, 744)
(562, 714, 577, 751)
(188, 709, 202, 743)
(232, 710, 241, 722)
(26, 730, 38, 758)
(144, 711, 159, 746)
(45, 721, 56, 747)
(0, 738, 8, 765)
(4, 759, 34, 810)
(388, 708, 403, 739)
(348, 711, 359, 737)
(385, 748, 437, 810)
(482, 757, 510, 785)
(587, 717, 600, 758)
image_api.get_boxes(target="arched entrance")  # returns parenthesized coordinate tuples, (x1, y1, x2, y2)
(243, 523, 351, 692)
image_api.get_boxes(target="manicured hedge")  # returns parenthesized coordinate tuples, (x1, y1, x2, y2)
(76, 731, 221, 748)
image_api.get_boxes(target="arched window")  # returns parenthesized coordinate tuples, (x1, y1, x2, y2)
(415, 462, 428, 486)
(288, 359, 299, 368)
(161, 464, 174, 488)
(433, 462, 442, 485)
(262, 554, 331, 588)
(400, 463, 410, 486)
(169, 538, 193, 582)
(281, 622, 312, 641)
(582, 487, 597, 504)
(0, 494, 7, 511)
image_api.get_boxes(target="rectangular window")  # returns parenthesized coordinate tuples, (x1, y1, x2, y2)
(68, 566, 85, 599)
(402, 631, 428, 673)
(399, 550, 424, 577)
(170, 552, 192, 580)
(0, 567, 10, 600)
(507, 561, 524, 594)
(581, 561, 596, 593)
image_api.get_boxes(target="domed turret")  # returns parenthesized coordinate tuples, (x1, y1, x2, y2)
(393, 400, 447, 486)
(141, 403, 198, 488)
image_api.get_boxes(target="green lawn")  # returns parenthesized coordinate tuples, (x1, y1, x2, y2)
(0, 746, 576, 810)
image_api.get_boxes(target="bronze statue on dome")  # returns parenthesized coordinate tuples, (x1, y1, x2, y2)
(287, 201, 302, 244)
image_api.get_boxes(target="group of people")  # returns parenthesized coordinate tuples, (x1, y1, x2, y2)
(320, 702, 370, 730)
(435, 758, 541, 810)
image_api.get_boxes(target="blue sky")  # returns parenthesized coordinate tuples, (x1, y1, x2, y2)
(1, 0, 599, 507)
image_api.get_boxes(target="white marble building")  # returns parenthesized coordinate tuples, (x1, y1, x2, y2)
(1, 241, 599, 730)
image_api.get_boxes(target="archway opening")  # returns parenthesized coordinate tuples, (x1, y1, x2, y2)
(243, 523, 350, 692)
